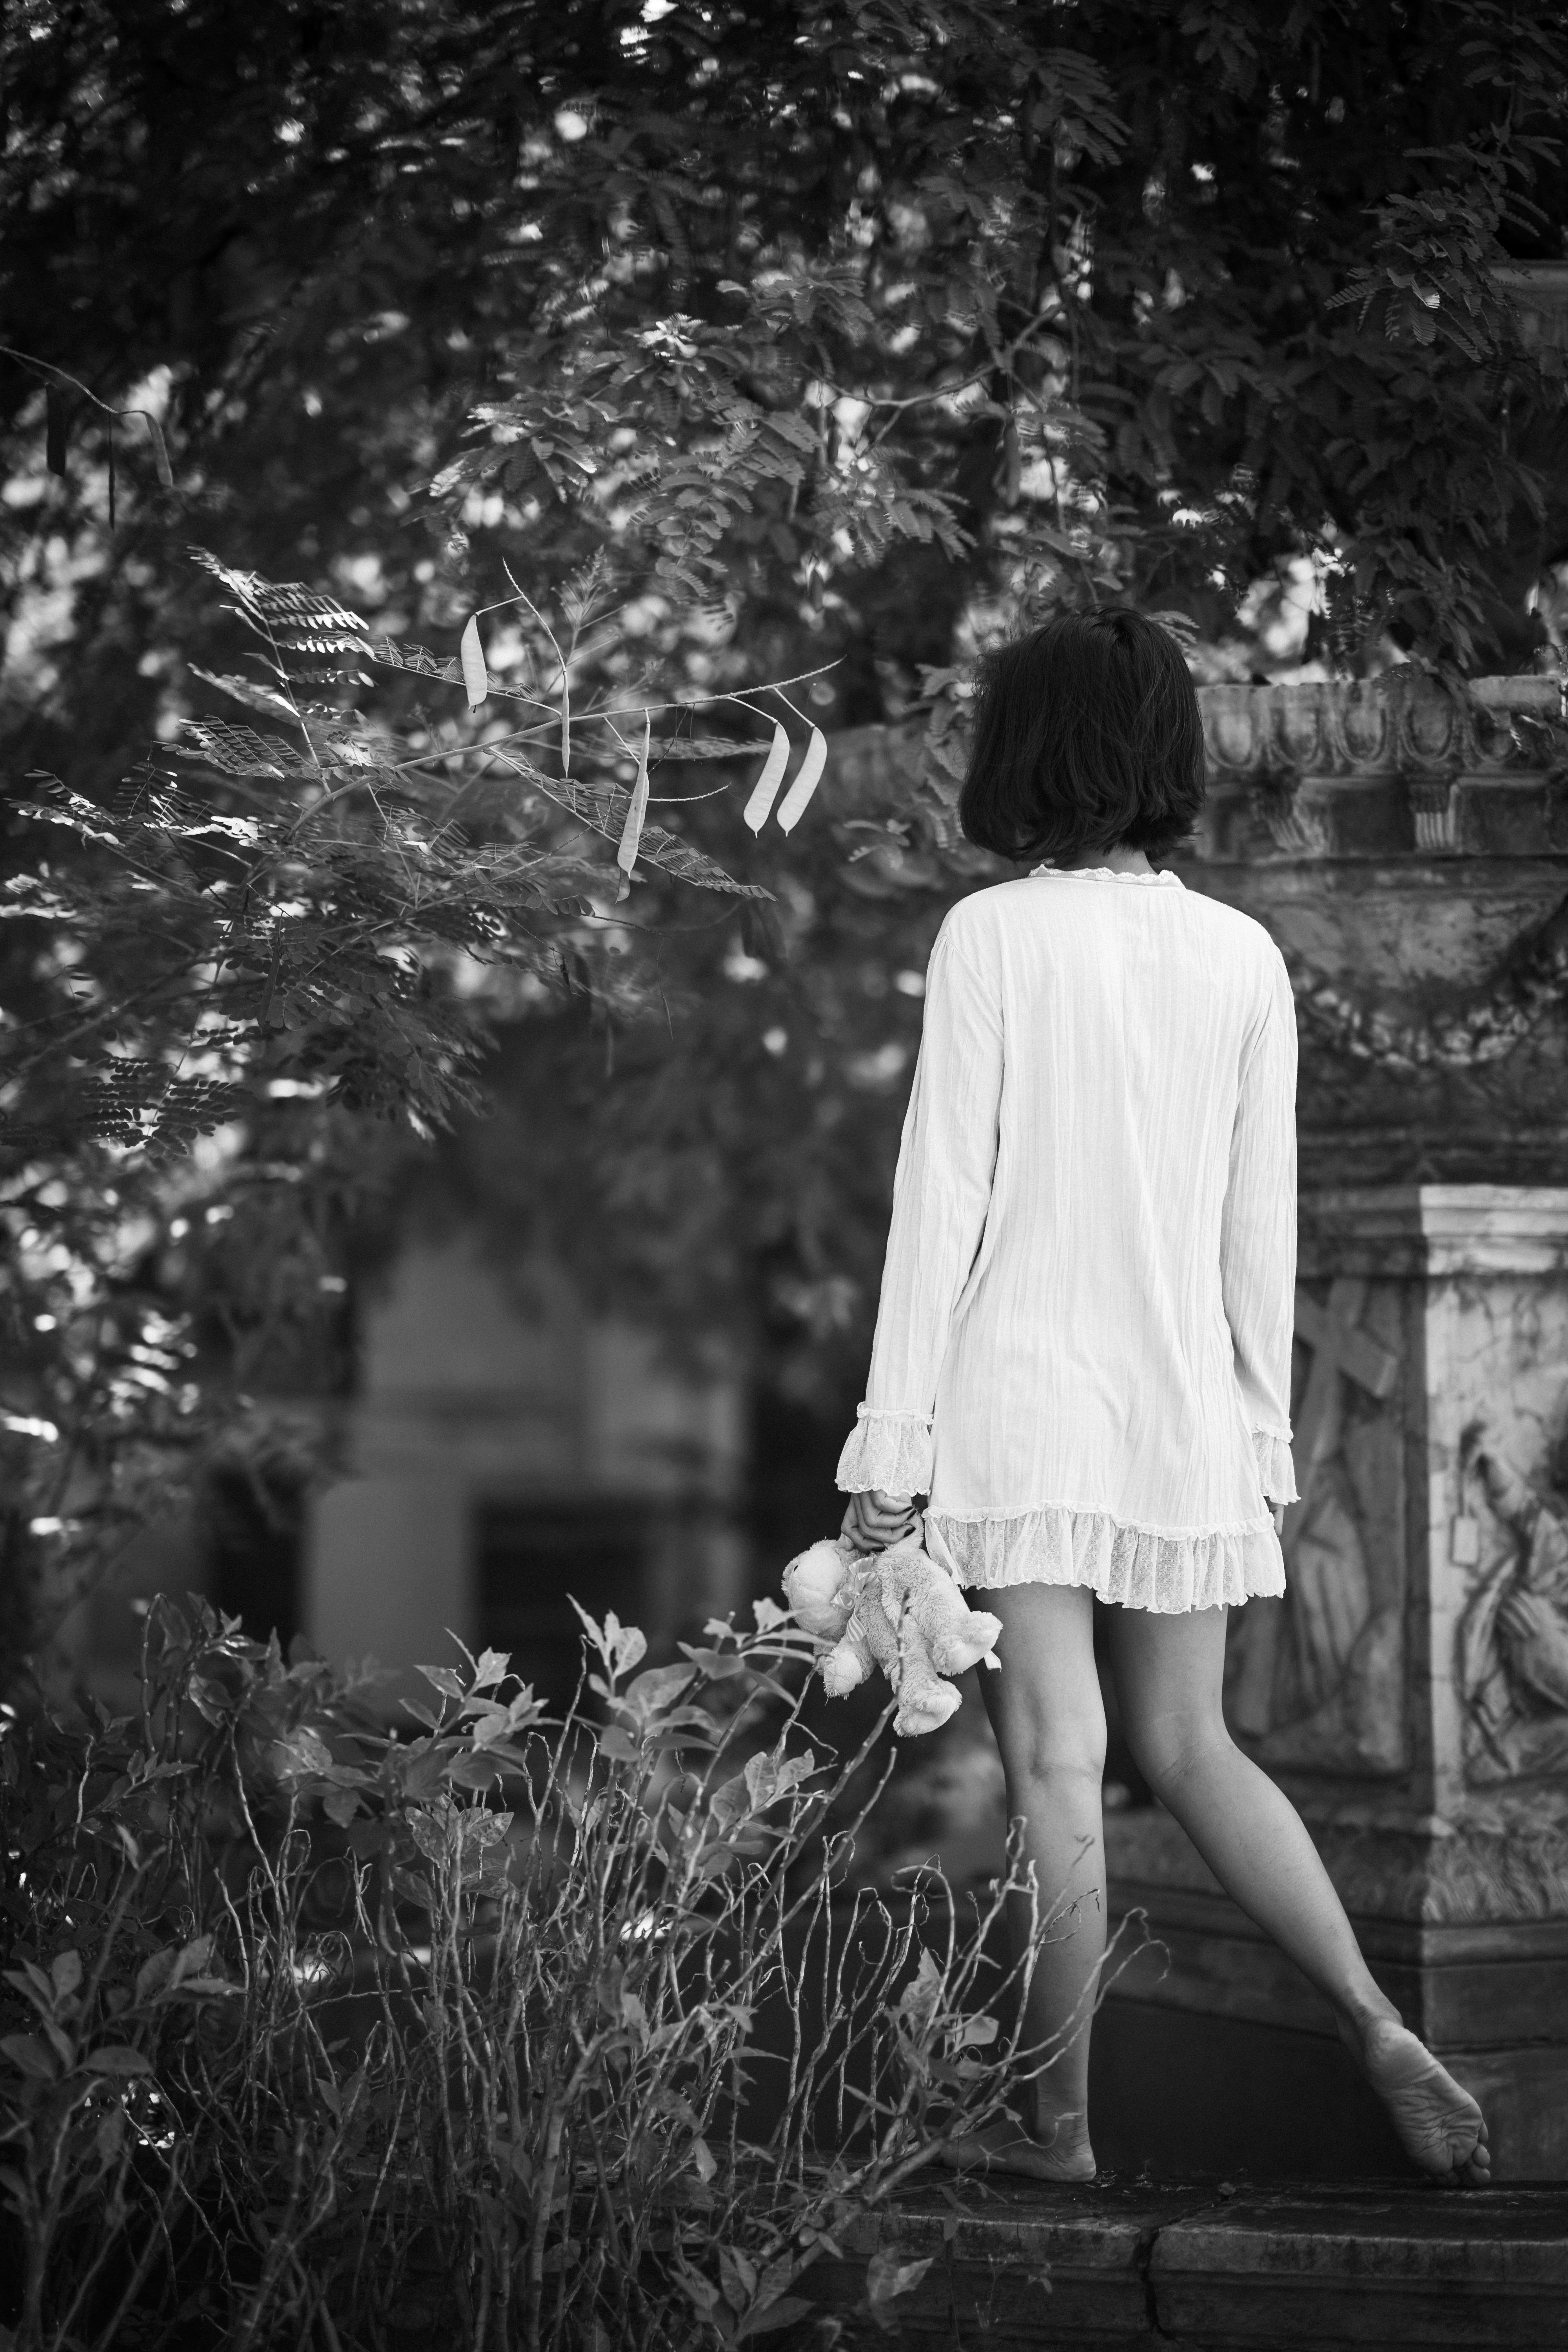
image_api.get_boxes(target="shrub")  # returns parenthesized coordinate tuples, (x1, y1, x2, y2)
(0, 1593, 1116, 2352)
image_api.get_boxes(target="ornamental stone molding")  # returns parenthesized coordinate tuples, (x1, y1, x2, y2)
(1194, 676, 1568, 866)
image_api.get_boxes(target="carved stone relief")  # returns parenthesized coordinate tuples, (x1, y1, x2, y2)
(1227, 1278, 1407, 1776)
(1458, 1406, 1568, 1784)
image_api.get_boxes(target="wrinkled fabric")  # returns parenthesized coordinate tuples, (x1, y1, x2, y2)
(834, 864, 1299, 1614)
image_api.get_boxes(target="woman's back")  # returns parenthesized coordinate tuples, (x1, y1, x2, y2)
(837, 862, 1299, 1612)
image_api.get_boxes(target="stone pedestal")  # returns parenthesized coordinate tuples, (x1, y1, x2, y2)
(1107, 1184, 1568, 2181)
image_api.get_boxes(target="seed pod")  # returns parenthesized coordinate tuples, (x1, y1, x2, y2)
(742, 724, 790, 834)
(459, 615, 488, 711)
(776, 726, 827, 834)
(617, 711, 652, 877)
(141, 413, 174, 489)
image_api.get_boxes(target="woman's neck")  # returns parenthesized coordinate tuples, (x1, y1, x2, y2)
(1050, 844, 1156, 877)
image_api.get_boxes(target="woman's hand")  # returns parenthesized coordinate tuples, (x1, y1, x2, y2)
(841, 1487, 922, 1554)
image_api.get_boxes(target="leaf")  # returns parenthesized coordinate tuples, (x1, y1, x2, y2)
(719, 2244, 758, 2314)
(596, 1724, 640, 1764)
(619, 1662, 697, 1720)
(775, 728, 827, 834)
(742, 724, 791, 834)
(82, 2046, 155, 2077)
(187, 666, 301, 721)
(269, 1726, 334, 1779)
(416, 1665, 468, 1700)
(600, 1609, 647, 1675)
(679, 2267, 720, 2316)
(176, 717, 317, 779)
(690, 2136, 717, 2183)
(866, 2251, 932, 2309)
(5, 1962, 55, 2007)
(49, 1951, 82, 2000)
(616, 710, 652, 877)
(169, 1935, 214, 1987)
(738, 2297, 817, 2339)
(0, 2034, 57, 2080)
(459, 615, 488, 711)
(135, 1950, 177, 2004)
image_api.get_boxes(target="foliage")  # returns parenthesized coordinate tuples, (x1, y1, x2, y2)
(0, 540, 833, 1674)
(7, 0, 1566, 762)
(0, 1592, 1115, 2352)
(5, 0, 1568, 1672)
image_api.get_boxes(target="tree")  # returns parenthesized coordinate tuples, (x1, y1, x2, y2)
(4, 0, 1566, 1680)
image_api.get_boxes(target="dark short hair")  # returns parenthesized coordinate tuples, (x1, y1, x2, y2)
(958, 608, 1207, 866)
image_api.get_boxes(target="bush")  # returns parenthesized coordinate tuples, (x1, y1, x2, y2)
(0, 1593, 1106, 2352)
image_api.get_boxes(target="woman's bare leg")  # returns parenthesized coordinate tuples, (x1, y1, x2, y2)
(1106, 1602, 1490, 2187)
(941, 1583, 1106, 2181)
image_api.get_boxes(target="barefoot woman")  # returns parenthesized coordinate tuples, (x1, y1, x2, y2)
(836, 610, 1490, 2189)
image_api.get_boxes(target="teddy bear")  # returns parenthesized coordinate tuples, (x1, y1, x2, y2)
(781, 1528, 1003, 1737)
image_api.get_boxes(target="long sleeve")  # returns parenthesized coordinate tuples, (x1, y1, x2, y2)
(1219, 948, 1300, 1509)
(835, 915, 1004, 1498)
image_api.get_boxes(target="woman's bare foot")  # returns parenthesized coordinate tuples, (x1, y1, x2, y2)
(938, 2110, 1097, 2183)
(1347, 2013, 1491, 2187)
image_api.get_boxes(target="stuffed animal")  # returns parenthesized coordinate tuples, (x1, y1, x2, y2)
(781, 1528, 1003, 1737)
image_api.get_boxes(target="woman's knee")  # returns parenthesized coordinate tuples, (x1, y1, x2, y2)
(1123, 1705, 1232, 1802)
(996, 1695, 1108, 1792)
(982, 1584, 1107, 1791)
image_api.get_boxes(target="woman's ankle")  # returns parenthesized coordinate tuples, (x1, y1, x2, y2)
(1335, 1990, 1405, 2063)
(1026, 2093, 1092, 2151)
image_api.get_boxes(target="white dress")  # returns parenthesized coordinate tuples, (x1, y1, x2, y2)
(834, 862, 1301, 1612)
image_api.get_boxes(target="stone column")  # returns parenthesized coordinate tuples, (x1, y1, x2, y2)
(1107, 1187, 1568, 2180)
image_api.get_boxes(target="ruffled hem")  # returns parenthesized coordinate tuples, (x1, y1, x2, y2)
(924, 1502, 1285, 1613)
(835, 1406, 933, 1498)
(1252, 1426, 1299, 1508)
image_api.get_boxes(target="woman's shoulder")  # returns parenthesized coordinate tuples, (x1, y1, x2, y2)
(944, 873, 1279, 955)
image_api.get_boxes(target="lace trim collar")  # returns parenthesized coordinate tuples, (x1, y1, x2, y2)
(1029, 862, 1184, 887)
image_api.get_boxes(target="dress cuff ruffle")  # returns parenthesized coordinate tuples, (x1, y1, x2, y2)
(835, 1405, 933, 1498)
(1252, 1427, 1299, 1508)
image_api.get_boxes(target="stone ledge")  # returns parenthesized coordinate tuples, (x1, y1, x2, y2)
(818, 2177, 1568, 2348)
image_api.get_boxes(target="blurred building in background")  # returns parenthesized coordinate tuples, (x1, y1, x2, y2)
(304, 1234, 748, 1703)
(56, 1223, 850, 1715)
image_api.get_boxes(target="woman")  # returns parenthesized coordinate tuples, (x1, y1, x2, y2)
(836, 607, 1489, 2188)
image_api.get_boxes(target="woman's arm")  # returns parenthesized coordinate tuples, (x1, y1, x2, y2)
(835, 913, 1005, 1510)
(1220, 948, 1301, 1512)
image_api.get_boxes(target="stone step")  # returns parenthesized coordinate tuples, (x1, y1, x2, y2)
(816, 2178, 1568, 2349)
